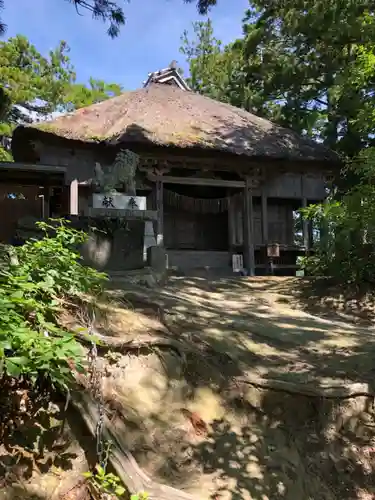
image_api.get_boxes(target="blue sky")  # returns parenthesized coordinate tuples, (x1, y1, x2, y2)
(3, 0, 249, 90)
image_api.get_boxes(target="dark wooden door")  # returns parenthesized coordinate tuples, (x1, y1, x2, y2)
(164, 210, 228, 250)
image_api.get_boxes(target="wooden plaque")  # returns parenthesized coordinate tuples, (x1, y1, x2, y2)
(267, 243, 280, 258)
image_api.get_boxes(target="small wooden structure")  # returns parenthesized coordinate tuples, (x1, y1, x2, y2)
(0, 162, 66, 243)
(9, 65, 340, 275)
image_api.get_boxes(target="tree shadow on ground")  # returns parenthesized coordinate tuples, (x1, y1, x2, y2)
(190, 391, 375, 500)
(100, 275, 375, 499)
(266, 276, 375, 325)
(0, 379, 79, 496)
(112, 276, 375, 388)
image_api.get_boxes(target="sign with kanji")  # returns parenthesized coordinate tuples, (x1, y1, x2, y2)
(267, 243, 280, 258)
(93, 194, 146, 211)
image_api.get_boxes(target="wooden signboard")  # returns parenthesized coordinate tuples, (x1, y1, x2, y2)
(267, 243, 280, 258)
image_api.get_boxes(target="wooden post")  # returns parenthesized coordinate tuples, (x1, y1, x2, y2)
(227, 192, 235, 247)
(44, 187, 52, 219)
(261, 192, 268, 244)
(237, 205, 243, 245)
(70, 179, 79, 215)
(320, 197, 329, 251)
(301, 197, 309, 250)
(243, 177, 255, 276)
(261, 191, 268, 273)
(308, 218, 314, 249)
(155, 175, 164, 246)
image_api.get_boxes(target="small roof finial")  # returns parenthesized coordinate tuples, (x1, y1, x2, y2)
(169, 60, 177, 70)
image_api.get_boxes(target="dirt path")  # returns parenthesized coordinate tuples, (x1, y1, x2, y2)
(117, 276, 375, 391)
(96, 275, 375, 500)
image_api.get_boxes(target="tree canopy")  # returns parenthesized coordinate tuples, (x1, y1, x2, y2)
(0, 35, 122, 160)
(181, 1, 375, 283)
(181, 0, 375, 158)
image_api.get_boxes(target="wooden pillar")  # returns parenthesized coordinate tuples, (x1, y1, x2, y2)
(261, 192, 268, 244)
(44, 187, 52, 219)
(320, 197, 329, 251)
(237, 205, 243, 245)
(227, 192, 235, 247)
(301, 197, 309, 250)
(308, 218, 314, 248)
(69, 179, 78, 215)
(156, 175, 164, 246)
(243, 177, 255, 276)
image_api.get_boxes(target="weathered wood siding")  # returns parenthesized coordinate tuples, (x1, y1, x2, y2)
(0, 184, 42, 243)
(39, 146, 97, 184)
(265, 172, 326, 199)
(164, 210, 228, 250)
(167, 250, 231, 271)
(39, 145, 328, 200)
(229, 198, 295, 246)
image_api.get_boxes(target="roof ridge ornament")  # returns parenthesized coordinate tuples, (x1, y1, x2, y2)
(143, 62, 190, 91)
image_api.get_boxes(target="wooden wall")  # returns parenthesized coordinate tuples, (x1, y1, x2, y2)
(265, 172, 326, 199)
(164, 210, 228, 250)
(229, 198, 295, 247)
(0, 184, 42, 243)
(38, 145, 328, 201)
(37, 144, 326, 252)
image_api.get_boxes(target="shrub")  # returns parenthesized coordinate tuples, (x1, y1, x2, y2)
(0, 219, 107, 389)
(301, 148, 375, 284)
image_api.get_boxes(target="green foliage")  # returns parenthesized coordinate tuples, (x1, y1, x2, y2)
(67, 0, 126, 38)
(83, 464, 127, 497)
(63, 77, 122, 112)
(0, 219, 107, 388)
(180, 20, 247, 109)
(0, 35, 122, 149)
(181, 1, 375, 157)
(0, 145, 11, 161)
(0, 36, 76, 126)
(130, 494, 148, 500)
(301, 148, 375, 283)
(180, 2, 375, 285)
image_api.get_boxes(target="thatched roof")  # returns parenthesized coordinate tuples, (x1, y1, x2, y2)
(12, 81, 338, 163)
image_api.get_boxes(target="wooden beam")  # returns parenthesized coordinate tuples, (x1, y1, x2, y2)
(0, 161, 66, 174)
(139, 151, 340, 173)
(147, 173, 245, 188)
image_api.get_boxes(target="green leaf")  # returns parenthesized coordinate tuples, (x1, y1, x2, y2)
(0, 340, 12, 350)
(95, 464, 106, 477)
(5, 359, 22, 377)
(115, 486, 126, 496)
(7, 356, 30, 366)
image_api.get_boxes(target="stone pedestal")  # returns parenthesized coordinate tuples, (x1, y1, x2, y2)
(147, 245, 167, 273)
(143, 220, 157, 262)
